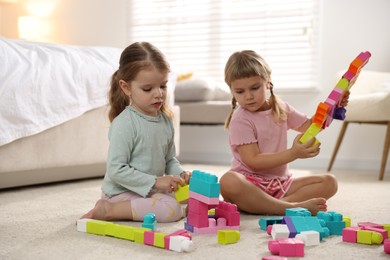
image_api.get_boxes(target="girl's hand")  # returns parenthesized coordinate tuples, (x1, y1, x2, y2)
(154, 175, 185, 193)
(180, 171, 192, 184)
(291, 134, 321, 159)
(340, 91, 350, 107)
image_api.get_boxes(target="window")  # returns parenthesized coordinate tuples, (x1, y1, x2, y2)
(127, 0, 320, 89)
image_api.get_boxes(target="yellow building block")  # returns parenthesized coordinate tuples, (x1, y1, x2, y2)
(174, 184, 189, 202)
(343, 216, 351, 228)
(357, 230, 383, 245)
(299, 123, 321, 146)
(153, 232, 167, 248)
(86, 220, 114, 236)
(218, 230, 240, 245)
(336, 78, 349, 91)
(383, 224, 390, 238)
(110, 224, 137, 241)
(133, 227, 151, 244)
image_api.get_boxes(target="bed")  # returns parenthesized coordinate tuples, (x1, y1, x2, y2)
(0, 37, 179, 189)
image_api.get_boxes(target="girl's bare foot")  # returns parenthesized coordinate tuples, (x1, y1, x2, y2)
(80, 199, 112, 220)
(294, 198, 327, 216)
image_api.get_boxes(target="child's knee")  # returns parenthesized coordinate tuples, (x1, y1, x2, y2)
(324, 174, 338, 195)
(220, 172, 242, 197)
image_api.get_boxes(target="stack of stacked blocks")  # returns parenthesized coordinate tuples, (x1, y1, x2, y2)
(183, 170, 240, 238)
(299, 51, 371, 145)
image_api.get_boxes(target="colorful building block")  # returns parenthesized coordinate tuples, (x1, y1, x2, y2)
(189, 170, 220, 197)
(168, 235, 194, 252)
(357, 230, 383, 245)
(385, 239, 390, 254)
(317, 211, 345, 235)
(342, 226, 360, 243)
(174, 184, 189, 202)
(268, 238, 304, 257)
(285, 208, 311, 217)
(218, 230, 241, 245)
(259, 217, 283, 231)
(343, 216, 351, 227)
(271, 224, 290, 239)
(295, 231, 320, 246)
(142, 213, 156, 230)
(262, 256, 287, 260)
(300, 51, 371, 145)
(215, 201, 240, 226)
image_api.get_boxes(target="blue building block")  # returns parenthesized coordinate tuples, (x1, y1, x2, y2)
(142, 213, 156, 231)
(258, 217, 283, 231)
(317, 211, 345, 235)
(189, 170, 220, 198)
(285, 207, 311, 217)
(289, 216, 329, 240)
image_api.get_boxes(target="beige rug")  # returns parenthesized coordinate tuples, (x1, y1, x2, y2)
(1, 164, 389, 260)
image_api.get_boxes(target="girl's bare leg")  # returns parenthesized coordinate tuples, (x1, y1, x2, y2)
(220, 171, 327, 216)
(282, 174, 338, 202)
(81, 199, 133, 221)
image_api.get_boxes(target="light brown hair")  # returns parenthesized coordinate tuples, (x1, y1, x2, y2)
(108, 42, 173, 122)
(224, 50, 286, 128)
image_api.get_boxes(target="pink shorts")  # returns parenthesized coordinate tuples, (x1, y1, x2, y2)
(244, 173, 293, 199)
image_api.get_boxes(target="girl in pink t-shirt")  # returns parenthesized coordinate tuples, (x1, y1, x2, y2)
(220, 50, 348, 216)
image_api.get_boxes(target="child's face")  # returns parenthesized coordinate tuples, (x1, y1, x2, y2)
(128, 67, 168, 116)
(230, 76, 269, 112)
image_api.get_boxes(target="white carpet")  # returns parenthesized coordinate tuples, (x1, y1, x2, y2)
(1, 164, 389, 260)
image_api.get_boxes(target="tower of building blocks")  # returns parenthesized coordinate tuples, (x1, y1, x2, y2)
(300, 51, 371, 145)
(184, 170, 240, 234)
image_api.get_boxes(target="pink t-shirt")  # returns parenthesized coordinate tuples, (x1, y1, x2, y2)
(228, 101, 307, 177)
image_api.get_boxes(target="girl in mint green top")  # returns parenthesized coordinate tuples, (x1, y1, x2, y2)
(81, 42, 191, 223)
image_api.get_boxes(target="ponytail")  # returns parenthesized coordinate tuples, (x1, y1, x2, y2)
(269, 83, 287, 122)
(108, 70, 129, 122)
(224, 96, 237, 129)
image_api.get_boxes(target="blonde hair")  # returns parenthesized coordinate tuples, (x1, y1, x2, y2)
(224, 50, 287, 128)
(108, 42, 173, 122)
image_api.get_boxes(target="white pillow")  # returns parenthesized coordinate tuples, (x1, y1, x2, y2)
(175, 78, 231, 102)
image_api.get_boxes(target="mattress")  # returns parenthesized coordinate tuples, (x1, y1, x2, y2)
(0, 106, 110, 189)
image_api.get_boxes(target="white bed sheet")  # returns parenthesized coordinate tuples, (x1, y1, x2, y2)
(0, 37, 121, 146)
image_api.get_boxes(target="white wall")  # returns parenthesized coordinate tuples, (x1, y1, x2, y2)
(1, 0, 389, 173)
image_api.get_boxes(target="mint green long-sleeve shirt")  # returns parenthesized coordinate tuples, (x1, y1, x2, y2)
(101, 106, 183, 197)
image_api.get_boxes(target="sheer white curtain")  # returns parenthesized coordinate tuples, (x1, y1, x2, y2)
(127, 0, 320, 89)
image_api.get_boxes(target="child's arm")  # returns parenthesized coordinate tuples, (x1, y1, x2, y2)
(236, 134, 319, 172)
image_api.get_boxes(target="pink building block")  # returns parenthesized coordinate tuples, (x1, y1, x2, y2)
(342, 226, 361, 243)
(268, 238, 304, 257)
(384, 239, 390, 254)
(262, 256, 287, 260)
(358, 221, 384, 229)
(327, 87, 343, 103)
(215, 201, 240, 226)
(192, 217, 239, 234)
(189, 191, 220, 205)
(144, 231, 155, 246)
